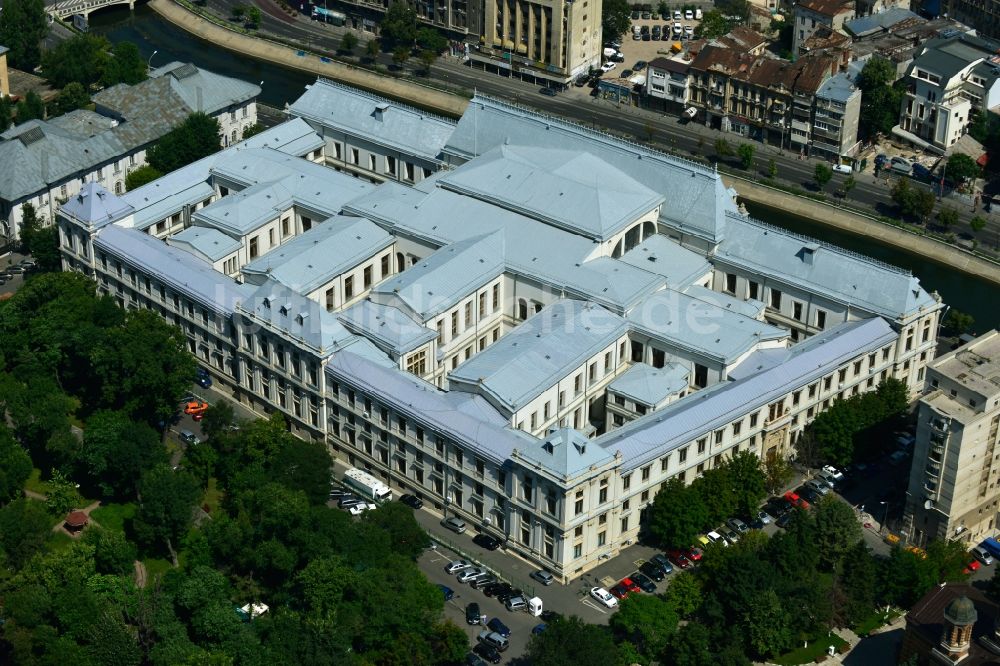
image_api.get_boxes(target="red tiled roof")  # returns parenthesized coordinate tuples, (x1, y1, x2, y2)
(796, 0, 854, 17)
(65, 511, 89, 527)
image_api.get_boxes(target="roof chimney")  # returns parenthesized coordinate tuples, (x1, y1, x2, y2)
(374, 102, 390, 121)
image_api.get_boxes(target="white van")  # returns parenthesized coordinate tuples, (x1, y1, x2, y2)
(695, 8, 703, 19)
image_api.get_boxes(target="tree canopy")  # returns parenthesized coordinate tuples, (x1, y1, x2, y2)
(0, 0, 48, 71)
(858, 57, 904, 137)
(946, 153, 981, 183)
(379, 2, 418, 50)
(602, 0, 632, 41)
(147, 112, 222, 174)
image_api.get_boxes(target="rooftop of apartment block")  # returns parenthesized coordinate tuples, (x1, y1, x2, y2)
(931, 330, 1000, 399)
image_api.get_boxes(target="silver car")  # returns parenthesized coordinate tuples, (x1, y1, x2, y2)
(458, 567, 488, 583)
(442, 516, 467, 534)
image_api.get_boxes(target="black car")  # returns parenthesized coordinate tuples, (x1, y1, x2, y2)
(539, 87, 558, 97)
(539, 609, 561, 622)
(399, 494, 423, 509)
(329, 488, 351, 499)
(338, 497, 363, 509)
(632, 572, 657, 593)
(484, 582, 511, 598)
(487, 617, 511, 638)
(473, 533, 503, 550)
(776, 511, 796, 528)
(575, 75, 589, 87)
(497, 587, 522, 604)
(640, 561, 665, 581)
(473, 643, 502, 664)
(767, 497, 793, 517)
(634, 60, 648, 71)
(466, 602, 481, 625)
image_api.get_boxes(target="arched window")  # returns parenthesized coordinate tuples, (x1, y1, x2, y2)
(231, 129, 238, 144)
(611, 239, 624, 258)
(517, 299, 528, 320)
(114, 181, 123, 195)
(641, 220, 656, 241)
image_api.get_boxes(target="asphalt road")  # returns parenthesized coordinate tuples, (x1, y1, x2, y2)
(196, 0, 1000, 250)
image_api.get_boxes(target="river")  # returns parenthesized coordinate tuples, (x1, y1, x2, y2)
(89, 4, 1000, 330)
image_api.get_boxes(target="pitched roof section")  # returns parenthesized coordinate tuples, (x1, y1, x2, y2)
(60, 182, 134, 230)
(439, 145, 664, 241)
(516, 428, 616, 481)
(442, 96, 733, 243)
(796, 0, 855, 17)
(166, 225, 242, 262)
(608, 362, 690, 406)
(448, 300, 628, 415)
(715, 214, 939, 319)
(370, 231, 505, 320)
(242, 215, 393, 294)
(596, 317, 898, 470)
(288, 78, 456, 161)
(337, 300, 437, 355)
(148, 61, 261, 115)
(619, 234, 712, 289)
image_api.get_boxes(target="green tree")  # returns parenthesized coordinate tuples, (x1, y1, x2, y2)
(361, 501, 429, 558)
(0, 498, 52, 567)
(764, 455, 793, 495)
(232, 4, 247, 19)
(745, 588, 793, 658)
(391, 45, 411, 69)
(366, 38, 381, 60)
(858, 57, 903, 137)
(666, 622, 713, 666)
(240, 122, 265, 139)
(379, 2, 418, 50)
(926, 539, 974, 583)
(602, 0, 632, 41)
(56, 82, 91, 115)
(942, 310, 975, 336)
(16, 91, 46, 123)
(723, 450, 767, 518)
(26, 225, 61, 273)
(45, 469, 80, 516)
(339, 31, 359, 54)
(937, 206, 959, 229)
(525, 614, 621, 666)
(415, 27, 447, 53)
(103, 41, 148, 86)
(0, 0, 48, 71)
(970, 215, 987, 233)
(418, 49, 437, 75)
(985, 565, 1000, 604)
(714, 137, 733, 157)
(80, 409, 166, 498)
(812, 495, 862, 570)
(842, 175, 856, 199)
(18, 200, 42, 253)
(124, 165, 163, 191)
(0, 428, 33, 504)
(914, 187, 936, 222)
(662, 570, 703, 617)
(839, 541, 877, 624)
(0, 95, 13, 132)
(695, 10, 733, 39)
(946, 153, 980, 183)
(83, 527, 137, 575)
(646, 477, 709, 548)
(738, 143, 755, 170)
(814, 163, 833, 190)
(768, 158, 777, 179)
(132, 464, 201, 562)
(147, 113, 222, 174)
(245, 5, 262, 28)
(42, 33, 113, 89)
(610, 594, 679, 659)
(270, 439, 332, 505)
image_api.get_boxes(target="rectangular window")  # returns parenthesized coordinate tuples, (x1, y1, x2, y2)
(748, 281, 759, 299)
(697, 438, 707, 454)
(641, 465, 651, 481)
(492, 284, 500, 312)
(817, 310, 827, 328)
(770, 288, 782, 309)
(380, 254, 390, 277)
(451, 311, 459, 337)
(325, 287, 335, 312)
(464, 302, 473, 327)
(793, 302, 803, 321)
(479, 292, 486, 318)
(344, 276, 354, 299)
(679, 446, 688, 463)
(363, 266, 373, 289)
(661, 455, 670, 472)
(725, 273, 737, 294)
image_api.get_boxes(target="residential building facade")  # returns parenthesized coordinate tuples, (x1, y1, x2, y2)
(903, 330, 1000, 548)
(57, 87, 944, 583)
(645, 58, 691, 110)
(791, 0, 855, 56)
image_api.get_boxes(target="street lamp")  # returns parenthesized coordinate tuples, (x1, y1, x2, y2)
(147, 50, 159, 72)
(879, 501, 889, 535)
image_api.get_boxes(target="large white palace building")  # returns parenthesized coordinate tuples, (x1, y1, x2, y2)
(58, 79, 943, 582)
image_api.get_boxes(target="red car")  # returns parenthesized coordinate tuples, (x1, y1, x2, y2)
(685, 547, 704, 562)
(667, 549, 692, 568)
(620, 577, 641, 593)
(784, 490, 810, 510)
(610, 583, 630, 600)
(964, 560, 981, 575)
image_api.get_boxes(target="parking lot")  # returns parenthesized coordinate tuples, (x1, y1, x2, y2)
(614, 12, 702, 75)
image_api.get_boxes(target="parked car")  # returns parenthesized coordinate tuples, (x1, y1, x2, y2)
(600, 62, 617, 73)
(833, 163, 853, 174)
(823, 465, 845, 481)
(784, 491, 810, 510)
(673, 9, 682, 18)
(706, 530, 727, 546)
(776, 511, 796, 528)
(633, 60, 647, 71)
(497, 587, 523, 604)
(446, 559, 473, 574)
(912, 163, 933, 180)
(632, 572, 657, 593)
(183, 400, 209, 416)
(473, 643, 502, 664)
(471, 575, 497, 590)
(473, 533, 503, 550)
(338, 496, 364, 508)
(964, 559, 981, 575)
(621, 577, 641, 593)
(530, 570, 555, 586)
(727, 518, 749, 534)
(591, 587, 618, 608)
(667, 550, 692, 568)
(458, 567, 488, 583)
(799, 487, 822, 504)
(477, 630, 509, 652)
(641, 11, 651, 19)
(442, 517, 467, 533)
(505, 595, 527, 612)
(466, 602, 482, 625)
(685, 546, 704, 563)
(328, 488, 351, 500)
(640, 560, 666, 581)
(483, 582, 511, 598)
(399, 493, 423, 509)
(178, 429, 200, 445)
(649, 553, 674, 575)
(805, 478, 831, 495)
(720, 527, 740, 545)
(685, 9, 694, 19)
(610, 583, 630, 600)
(973, 546, 994, 566)
(755, 510, 773, 525)
(683, 24, 694, 36)
(539, 87, 558, 97)
(875, 154, 889, 168)
(438, 584, 455, 601)
(487, 617, 511, 638)
(768, 497, 794, 517)
(532, 623, 547, 635)
(348, 502, 376, 515)
(695, 8, 703, 18)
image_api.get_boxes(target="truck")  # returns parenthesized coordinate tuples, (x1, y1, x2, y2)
(344, 468, 392, 502)
(981, 537, 1000, 558)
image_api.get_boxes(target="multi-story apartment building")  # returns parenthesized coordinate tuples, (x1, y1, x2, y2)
(645, 58, 691, 111)
(898, 34, 1000, 153)
(810, 71, 862, 159)
(0, 62, 259, 245)
(57, 86, 944, 582)
(792, 0, 856, 56)
(903, 331, 1000, 548)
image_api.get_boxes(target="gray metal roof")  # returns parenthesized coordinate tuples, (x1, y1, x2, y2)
(595, 317, 898, 470)
(325, 350, 534, 465)
(147, 61, 261, 115)
(237, 279, 357, 358)
(909, 35, 996, 81)
(844, 8, 919, 37)
(288, 78, 455, 161)
(816, 72, 860, 103)
(619, 234, 713, 289)
(627, 288, 788, 364)
(516, 428, 616, 481)
(443, 96, 736, 243)
(345, 183, 665, 313)
(93, 224, 249, 316)
(60, 182, 135, 230)
(337, 300, 437, 355)
(682, 284, 765, 319)
(714, 214, 939, 320)
(608, 362, 690, 406)
(438, 144, 664, 241)
(166, 225, 242, 262)
(448, 299, 629, 414)
(370, 231, 504, 320)
(242, 215, 393, 295)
